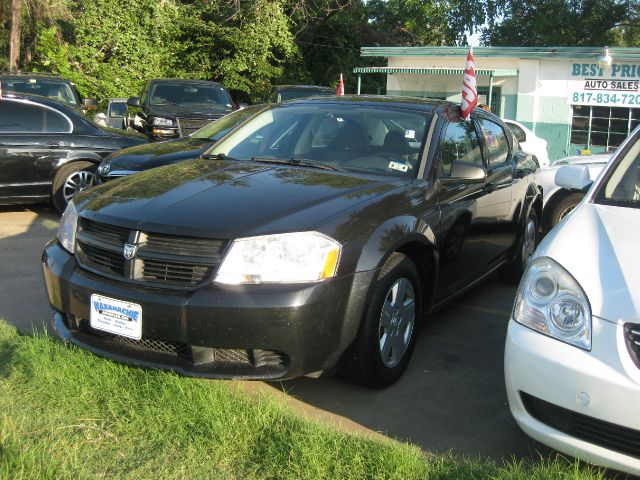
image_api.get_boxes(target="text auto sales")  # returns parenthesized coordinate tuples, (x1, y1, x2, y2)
(571, 63, 640, 106)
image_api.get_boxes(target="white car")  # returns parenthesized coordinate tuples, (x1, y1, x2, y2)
(505, 128, 640, 475)
(504, 119, 550, 167)
(537, 154, 610, 231)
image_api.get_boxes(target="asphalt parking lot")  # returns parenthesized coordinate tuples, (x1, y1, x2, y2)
(0, 203, 546, 462)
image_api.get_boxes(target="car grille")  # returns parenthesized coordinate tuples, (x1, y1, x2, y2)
(76, 218, 227, 289)
(521, 392, 640, 459)
(177, 116, 224, 137)
(624, 323, 640, 369)
(76, 321, 287, 370)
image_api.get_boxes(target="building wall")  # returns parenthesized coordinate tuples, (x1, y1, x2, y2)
(380, 54, 640, 161)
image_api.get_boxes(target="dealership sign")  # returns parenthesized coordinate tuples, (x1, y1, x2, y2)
(569, 63, 640, 107)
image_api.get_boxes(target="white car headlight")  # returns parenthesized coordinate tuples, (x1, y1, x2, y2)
(215, 232, 341, 284)
(57, 201, 78, 254)
(513, 256, 591, 350)
(151, 117, 174, 127)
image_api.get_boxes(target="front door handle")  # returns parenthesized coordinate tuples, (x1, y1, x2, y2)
(45, 142, 64, 149)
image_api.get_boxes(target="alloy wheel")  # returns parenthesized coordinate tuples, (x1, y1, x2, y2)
(62, 170, 95, 203)
(378, 277, 416, 368)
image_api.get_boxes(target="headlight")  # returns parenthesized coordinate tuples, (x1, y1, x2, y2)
(57, 201, 78, 254)
(150, 117, 174, 127)
(215, 232, 341, 284)
(513, 256, 591, 350)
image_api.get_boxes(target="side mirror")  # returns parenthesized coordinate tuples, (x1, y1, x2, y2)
(237, 103, 249, 110)
(555, 165, 592, 191)
(127, 96, 141, 108)
(82, 98, 97, 111)
(440, 163, 487, 184)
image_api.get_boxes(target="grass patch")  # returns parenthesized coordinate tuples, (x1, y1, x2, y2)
(0, 321, 610, 479)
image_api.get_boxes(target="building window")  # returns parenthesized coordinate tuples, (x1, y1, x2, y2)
(477, 87, 501, 114)
(570, 106, 640, 150)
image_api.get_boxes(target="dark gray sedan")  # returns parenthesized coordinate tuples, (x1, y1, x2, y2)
(42, 96, 541, 388)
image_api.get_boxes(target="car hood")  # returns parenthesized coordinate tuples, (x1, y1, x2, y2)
(540, 202, 640, 324)
(77, 159, 399, 239)
(147, 104, 231, 118)
(105, 138, 211, 171)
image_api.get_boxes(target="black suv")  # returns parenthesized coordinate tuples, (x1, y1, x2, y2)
(0, 94, 146, 211)
(43, 96, 541, 388)
(127, 79, 235, 140)
(1, 72, 97, 114)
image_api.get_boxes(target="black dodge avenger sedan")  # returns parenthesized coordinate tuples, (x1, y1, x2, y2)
(42, 96, 541, 388)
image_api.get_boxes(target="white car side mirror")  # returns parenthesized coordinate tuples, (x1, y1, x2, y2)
(555, 165, 593, 190)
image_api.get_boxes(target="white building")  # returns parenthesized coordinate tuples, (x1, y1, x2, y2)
(355, 46, 640, 161)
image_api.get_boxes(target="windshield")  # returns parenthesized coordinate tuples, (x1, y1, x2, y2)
(148, 82, 232, 108)
(595, 136, 640, 208)
(1, 79, 78, 106)
(109, 102, 127, 117)
(206, 103, 431, 178)
(191, 105, 264, 141)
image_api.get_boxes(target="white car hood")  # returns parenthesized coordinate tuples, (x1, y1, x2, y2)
(541, 202, 640, 324)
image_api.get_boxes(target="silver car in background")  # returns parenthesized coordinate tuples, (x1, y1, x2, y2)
(538, 154, 611, 232)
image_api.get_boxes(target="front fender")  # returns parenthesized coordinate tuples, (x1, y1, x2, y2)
(354, 214, 437, 273)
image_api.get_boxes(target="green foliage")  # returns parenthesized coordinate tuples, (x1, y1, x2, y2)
(483, 0, 640, 47)
(177, 0, 298, 102)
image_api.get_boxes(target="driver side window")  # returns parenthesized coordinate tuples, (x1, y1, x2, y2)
(440, 121, 483, 176)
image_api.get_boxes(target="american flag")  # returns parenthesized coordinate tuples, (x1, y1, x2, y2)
(460, 49, 478, 119)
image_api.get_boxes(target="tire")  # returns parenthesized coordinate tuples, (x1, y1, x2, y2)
(52, 161, 96, 212)
(550, 193, 583, 229)
(339, 253, 422, 388)
(504, 208, 538, 283)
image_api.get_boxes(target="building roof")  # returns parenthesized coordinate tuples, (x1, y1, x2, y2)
(361, 46, 640, 61)
(353, 66, 518, 76)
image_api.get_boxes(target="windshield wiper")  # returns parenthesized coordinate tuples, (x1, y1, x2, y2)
(201, 152, 239, 161)
(251, 156, 340, 171)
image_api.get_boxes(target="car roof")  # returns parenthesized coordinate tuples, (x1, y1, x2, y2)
(280, 94, 499, 119)
(275, 85, 334, 92)
(148, 78, 226, 88)
(1, 92, 80, 116)
(1, 72, 74, 83)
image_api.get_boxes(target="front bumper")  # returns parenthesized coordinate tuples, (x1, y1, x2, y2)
(505, 319, 640, 475)
(42, 240, 374, 380)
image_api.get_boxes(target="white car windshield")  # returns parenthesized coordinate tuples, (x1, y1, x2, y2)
(206, 103, 431, 178)
(597, 137, 640, 207)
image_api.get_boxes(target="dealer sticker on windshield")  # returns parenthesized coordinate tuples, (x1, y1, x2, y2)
(90, 294, 142, 340)
(388, 160, 409, 172)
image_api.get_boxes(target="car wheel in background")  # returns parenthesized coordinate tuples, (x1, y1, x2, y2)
(504, 209, 538, 283)
(52, 161, 96, 212)
(339, 253, 422, 388)
(550, 193, 583, 229)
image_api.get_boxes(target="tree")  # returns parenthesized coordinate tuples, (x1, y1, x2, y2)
(8, 0, 22, 70)
(482, 0, 640, 47)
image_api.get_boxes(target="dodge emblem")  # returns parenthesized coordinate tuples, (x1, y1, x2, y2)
(123, 243, 138, 260)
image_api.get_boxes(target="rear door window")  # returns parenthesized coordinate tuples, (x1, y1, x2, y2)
(0, 101, 45, 133)
(44, 109, 72, 133)
(478, 118, 510, 168)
